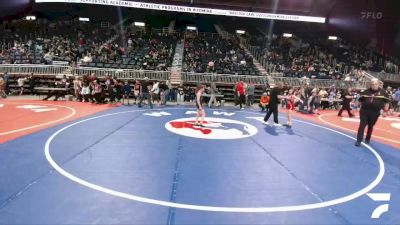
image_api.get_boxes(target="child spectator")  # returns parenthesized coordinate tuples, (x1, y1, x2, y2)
(259, 92, 270, 112)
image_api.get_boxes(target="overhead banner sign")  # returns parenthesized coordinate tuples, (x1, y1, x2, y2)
(35, 0, 326, 23)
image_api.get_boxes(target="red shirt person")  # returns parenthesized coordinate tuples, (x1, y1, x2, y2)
(236, 80, 246, 109)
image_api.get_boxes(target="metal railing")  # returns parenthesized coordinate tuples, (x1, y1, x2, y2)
(365, 71, 400, 82)
(182, 72, 268, 85)
(72, 67, 170, 81)
(272, 77, 370, 89)
(0, 64, 372, 89)
(0, 64, 69, 75)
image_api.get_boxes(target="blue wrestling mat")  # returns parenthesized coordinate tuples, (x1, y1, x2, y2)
(0, 106, 399, 224)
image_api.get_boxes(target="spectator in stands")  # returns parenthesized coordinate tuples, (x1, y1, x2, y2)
(43, 51, 53, 64)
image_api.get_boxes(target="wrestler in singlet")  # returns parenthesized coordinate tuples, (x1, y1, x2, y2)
(196, 89, 203, 109)
(287, 94, 295, 111)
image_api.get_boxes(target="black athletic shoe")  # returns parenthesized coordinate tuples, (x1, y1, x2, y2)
(365, 139, 370, 144)
(355, 141, 361, 147)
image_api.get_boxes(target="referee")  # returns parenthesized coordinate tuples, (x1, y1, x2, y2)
(355, 79, 390, 146)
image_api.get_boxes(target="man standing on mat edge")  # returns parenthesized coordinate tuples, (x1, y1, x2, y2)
(236, 79, 246, 110)
(263, 82, 284, 127)
(355, 79, 390, 146)
(138, 77, 153, 109)
(194, 84, 206, 128)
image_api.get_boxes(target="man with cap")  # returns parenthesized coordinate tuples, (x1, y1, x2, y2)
(355, 79, 390, 146)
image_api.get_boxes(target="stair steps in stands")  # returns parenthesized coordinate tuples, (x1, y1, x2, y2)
(170, 39, 185, 85)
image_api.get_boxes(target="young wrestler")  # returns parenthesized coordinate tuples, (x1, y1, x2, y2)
(194, 84, 206, 127)
(285, 88, 303, 128)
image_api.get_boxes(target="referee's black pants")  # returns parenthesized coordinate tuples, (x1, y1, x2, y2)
(357, 110, 380, 142)
(338, 103, 354, 117)
(264, 104, 279, 124)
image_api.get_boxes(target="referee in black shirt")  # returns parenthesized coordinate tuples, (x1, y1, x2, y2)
(355, 79, 390, 146)
(263, 82, 283, 126)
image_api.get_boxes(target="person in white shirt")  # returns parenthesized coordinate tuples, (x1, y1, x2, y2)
(151, 81, 161, 106)
(81, 82, 92, 103)
(17, 77, 28, 95)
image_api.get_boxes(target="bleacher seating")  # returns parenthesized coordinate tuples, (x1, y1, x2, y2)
(80, 32, 178, 71)
(183, 33, 260, 75)
(250, 33, 400, 80)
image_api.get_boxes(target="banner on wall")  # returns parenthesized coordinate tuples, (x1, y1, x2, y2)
(35, 0, 326, 23)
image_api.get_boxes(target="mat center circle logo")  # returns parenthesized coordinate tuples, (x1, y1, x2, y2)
(165, 117, 258, 139)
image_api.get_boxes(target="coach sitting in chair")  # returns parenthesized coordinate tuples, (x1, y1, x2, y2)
(43, 75, 70, 101)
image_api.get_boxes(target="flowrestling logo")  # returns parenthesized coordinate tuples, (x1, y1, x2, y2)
(165, 117, 257, 140)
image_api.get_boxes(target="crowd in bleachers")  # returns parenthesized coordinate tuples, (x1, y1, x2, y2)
(0, 19, 179, 71)
(183, 33, 259, 75)
(251, 34, 400, 80)
(2, 18, 400, 82)
(0, 19, 119, 65)
(80, 31, 178, 71)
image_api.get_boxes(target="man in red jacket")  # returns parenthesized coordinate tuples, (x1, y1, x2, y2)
(237, 79, 246, 109)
